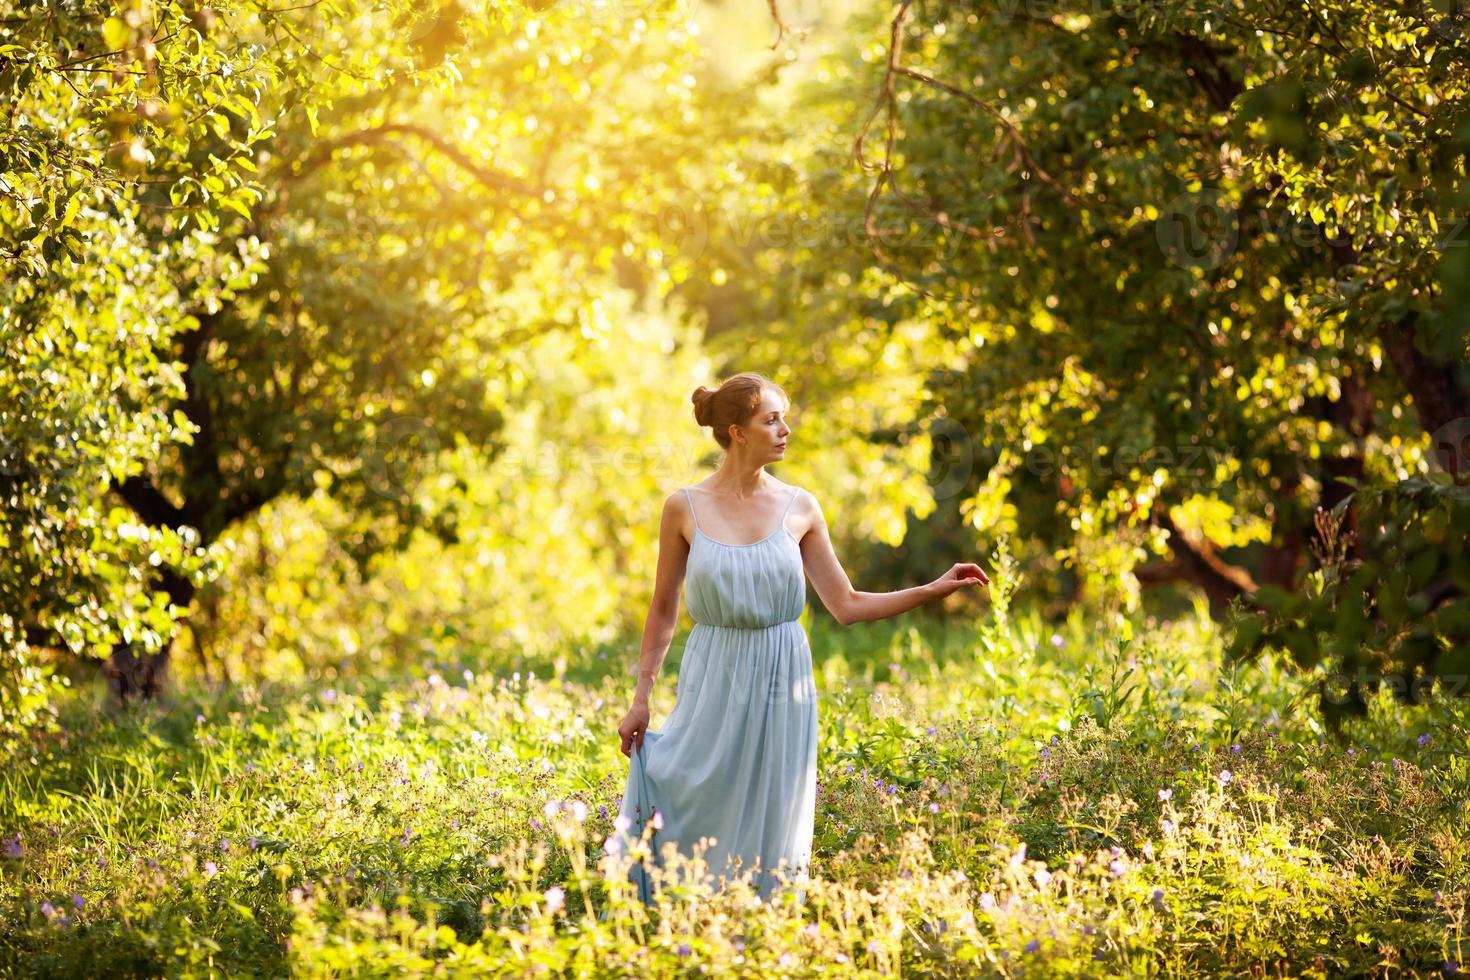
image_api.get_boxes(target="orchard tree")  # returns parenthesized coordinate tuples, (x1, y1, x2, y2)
(793, 0, 1469, 721)
(2, 0, 767, 718)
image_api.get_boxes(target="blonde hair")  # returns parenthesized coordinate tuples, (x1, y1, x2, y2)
(691, 373, 790, 450)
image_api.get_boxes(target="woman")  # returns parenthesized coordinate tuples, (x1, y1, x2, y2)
(612, 372, 989, 903)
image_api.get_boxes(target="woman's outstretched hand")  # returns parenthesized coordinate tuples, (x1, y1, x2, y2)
(618, 700, 651, 757)
(929, 562, 990, 599)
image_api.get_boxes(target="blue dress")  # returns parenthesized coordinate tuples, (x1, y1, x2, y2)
(614, 485, 818, 903)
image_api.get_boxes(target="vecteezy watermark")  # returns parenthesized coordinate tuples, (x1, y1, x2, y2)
(1319, 665, 1470, 706)
(1016, 439, 1234, 480)
(1419, 0, 1469, 40)
(1156, 189, 1240, 271)
(928, 416, 977, 503)
(364, 414, 441, 502)
(650, 199, 972, 267)
(1157, 189, 1470, 271)
(1429, 416, 1470, 479)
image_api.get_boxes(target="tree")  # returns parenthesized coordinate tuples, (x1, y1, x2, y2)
(788, 0, 1468, 720)
(1, 0, 763, 718)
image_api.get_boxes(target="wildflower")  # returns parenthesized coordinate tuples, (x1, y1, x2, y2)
(599, 805, 609, 819)
(1347, 747, 1356, 757)
(204, 861, 219, 878)
(1419, 733, 1432, 747)
(734, 939, 746, 953)
(928, 803, 940, 814)
(219, 839, 230, 853)
(886, 784, 898, 796)
(543, 886, 565, 913)
(1444, 960, 1460, 977)
(544, 799, 561, 819)
(196, 714, 205, 724)
(867, 940, 883, 954)
(1230, 743, 1241, 755)
(779, 953, 793, 967)
(1216, 769, 1233, 786)
(1108, 860, 1125, 877)
(1142, 841, 1154, 859)
(40, 901, 55, 918)
(4, 834, 21, 859)
(676, 943, 691, 957)
(72, 894, 84, 910)
(614, 815, 632, 833)
(571, 801, 588, 823)
(1081, 923, 1095, 936)
(926, 726, 936, 737)
(248, 836, 259, 851)
(147, 858, 160, 870)
(805, 923, 819, 938)
(603, 835, 623, 856)
(1051, 633, 1065, 647)
(1151, 887, 1166, 911)
(836, 953, 850, 963)
(979, 891, 996, 911)
(1158, 788, 1172, 802)
(1025, 940, 1040, 954)
(1034, 868, 1052, 889)
(650, 810, 664, 831)
(1039, 746, 1051, 760)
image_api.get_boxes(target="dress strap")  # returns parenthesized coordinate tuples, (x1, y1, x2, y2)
(778, 487, 799, 523)
(683, 487, 701, 531)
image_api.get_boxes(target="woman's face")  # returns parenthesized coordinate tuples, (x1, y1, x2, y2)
(741, 388, 792, 459)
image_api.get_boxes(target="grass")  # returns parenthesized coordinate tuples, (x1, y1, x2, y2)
(1, 603, 1466, 977)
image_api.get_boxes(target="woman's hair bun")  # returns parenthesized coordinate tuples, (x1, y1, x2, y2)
(691, 385, 713, 426)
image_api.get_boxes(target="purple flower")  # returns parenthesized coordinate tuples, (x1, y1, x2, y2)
(805, 923, 819, 938)
(248, 836, 259, 851)
(40, 901, 55, 918)
(599, 805, 609, 819)
(734, 939, 746, 952)
(926, 726, 936, 737)
(72, 894, 84, 910)
(1040, 747, 1051, 760)
(1158, 788, 1172, 802)
(867, 940, 883, 954)
(528, 817, 541, 831)
(1051, 633, 1065, 648)
(928, 803, 940, 814)
(1216, 769, 1233, 786)
(219, 839, 230, 853)
(1151, 888, 1166, 911)
(1418, 733, 1432, 747)
(675, 943, 691, 957)
(204, 861, 218, 878)
(543, 886, 565, 913)
(1230, 743, 1241, 755)
(4, 834, 21, 859)
(1108, 860, 1125, 876)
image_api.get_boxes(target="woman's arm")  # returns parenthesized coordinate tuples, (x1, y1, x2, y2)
(618, 491, 690, 756)
(796, 490, 988, 626)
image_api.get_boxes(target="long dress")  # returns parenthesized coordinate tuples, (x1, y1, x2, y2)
(613, 485, 818, 903)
